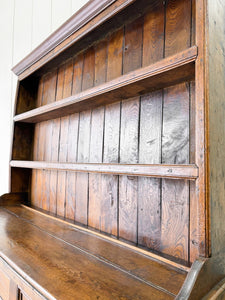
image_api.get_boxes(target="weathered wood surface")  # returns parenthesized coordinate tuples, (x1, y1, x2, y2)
(14, 47, 197, 123)
(12, 0, 197, 266)
(0, 206, 188, 299)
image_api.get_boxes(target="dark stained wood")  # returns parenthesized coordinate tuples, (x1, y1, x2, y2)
(8, 0, 225, 297)
(0, 193, 28, 206)
(165, 0, 192, 57)
(49, 65, 65, 214)
(0, 207, 176, 299)
(16, 80, 38, 114)
(57, 59, 73, 217)
(14, 47, 197, 123)
(193, 0, 209, 261)
(41, 70, 57, 211)
(75, 47, 94, 225)
(12, 123, 34, 160)
(119, 16, 142, 244)
(7, 205, 188, 295)
(49, 119, 60, 214)
(72, 53, 84, 95)
(138, 1, 164, 251)
(142, 1, 164, 66)
(123, 16, 143, 73)
(31, 77, 44, 207)
(65, 113, 79, 219)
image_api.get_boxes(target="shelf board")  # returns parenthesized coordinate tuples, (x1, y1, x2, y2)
(14, 46, 197, 123)
(10, 160, 199, 180)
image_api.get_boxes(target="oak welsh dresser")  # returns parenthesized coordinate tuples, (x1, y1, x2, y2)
(0, 0, 225, 299)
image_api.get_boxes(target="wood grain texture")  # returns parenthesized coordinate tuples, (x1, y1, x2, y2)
(138, 2, 164, 251)
(7, 205, 188, 296)
(57, 59, 73, 217)
(160, 0, 192, 263)
(31, 77, 44, 207)
(123, 16, 143, 74)
(138, 91, 162, 250)
(14, 47, 197, 123)
(75, 48, 94, 224)
(49, 65, 65, 214)
(0, 207, 176, 299)
(88, 40, 106, 231)
(142, 1, 164, 66)
(10, 161, 198, 180)
(119, 16, 142, 244)
(41, 70, 57, 211)
(119, 97, 139, 243)
(88, 107, 104, 230)
(65, 113, 79, 219)
(101, 28, 123, 236)
(161, 83, 190, 262)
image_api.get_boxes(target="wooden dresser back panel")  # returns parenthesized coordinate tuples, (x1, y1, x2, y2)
(14, 0, 195, 265)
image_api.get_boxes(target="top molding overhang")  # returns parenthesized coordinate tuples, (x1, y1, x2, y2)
(12, 0, 133, 77)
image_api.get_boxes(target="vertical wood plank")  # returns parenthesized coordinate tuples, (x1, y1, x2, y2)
(65, 53, 83, 219)
(42, 71, 57, 211)
(164, 0, 191, 57)
(100, 28, 124, 236)
(161, 84, 190, 262)
(138, 2, 164, 251)
(57, 59, 73, 217)
(123, 17, 143, 74)
(75, 47, 94, 225)
(49, 64, 65, 214)
(31, 77, 43, 207)
(88, 40, 107, 230)
(119, 17, 142, 243)
(160, 0, 191, 262)
(119, 97, 139, 243)
(138, 91, 162, 250)
(72, 53, 84, 95)
(65, 113, 79, 219)
(49, 118, 60, 214)
(142, 2, 164, 66)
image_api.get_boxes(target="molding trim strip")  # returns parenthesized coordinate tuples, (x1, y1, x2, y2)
(12, 0, 127, 76)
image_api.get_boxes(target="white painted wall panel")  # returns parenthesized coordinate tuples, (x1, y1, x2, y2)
(0, 0, 14, 195)
(0, 0, 89, 195)
(52, 0, 72, 31)
(13, 0, 33, 65)
(32, 0, 52, 49)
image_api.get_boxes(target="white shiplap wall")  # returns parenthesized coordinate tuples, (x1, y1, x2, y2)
(0, 0, 88, 195)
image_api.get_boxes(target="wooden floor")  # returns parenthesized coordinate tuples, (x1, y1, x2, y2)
(0, 205, 188, 299)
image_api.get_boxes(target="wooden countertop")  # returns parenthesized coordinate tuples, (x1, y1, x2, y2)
(0, 205, 187, 299)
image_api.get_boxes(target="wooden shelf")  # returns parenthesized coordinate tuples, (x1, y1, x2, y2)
(10, 160, 199, 180)
(14, 46, 197, 123)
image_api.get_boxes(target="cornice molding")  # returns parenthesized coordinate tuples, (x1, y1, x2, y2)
(12, 0, 117, 76)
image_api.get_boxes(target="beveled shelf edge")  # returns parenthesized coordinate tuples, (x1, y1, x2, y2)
(14, 46, 197, 123)
(20, 204, 191, 273)
(10, 161, 199, 180)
